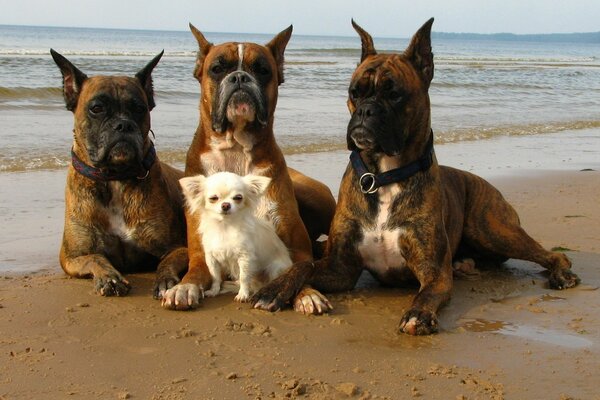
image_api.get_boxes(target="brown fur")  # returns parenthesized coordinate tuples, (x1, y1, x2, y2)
(52, 50, 187, 296)
(162, 25, 336, 309)
(252, 19, 579, 334)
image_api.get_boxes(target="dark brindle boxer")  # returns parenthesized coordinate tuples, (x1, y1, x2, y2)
(160, 25, 336, 310)
(51, 50, 188, 296)
(251, 19, 580, 334)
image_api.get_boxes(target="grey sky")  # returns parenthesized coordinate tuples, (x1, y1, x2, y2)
(0, 0, 598, 37)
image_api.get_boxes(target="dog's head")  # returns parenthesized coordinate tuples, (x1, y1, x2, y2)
(346, 18, 434, 157)
(179, 172, 271, 221)
(51, 49, 163, 173)
(189, 23, 292, 138)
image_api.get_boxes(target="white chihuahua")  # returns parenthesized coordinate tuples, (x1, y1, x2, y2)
(179, 172, 292, 302)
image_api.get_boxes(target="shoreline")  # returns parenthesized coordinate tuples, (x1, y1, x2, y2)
(0, 128, 598, 274)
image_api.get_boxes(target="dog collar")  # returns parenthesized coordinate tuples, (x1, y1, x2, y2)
(350, 131, 435, 194)
(71, 143, 156, 182)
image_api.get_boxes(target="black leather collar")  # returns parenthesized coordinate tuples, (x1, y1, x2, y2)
(350, 130, 434, 194)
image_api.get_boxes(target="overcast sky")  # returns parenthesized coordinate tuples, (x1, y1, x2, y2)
(1, 0, 598, 37)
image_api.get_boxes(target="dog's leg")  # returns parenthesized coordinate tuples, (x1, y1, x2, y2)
(234, 254, 253, 302)
(61, 253, 131, 296)
(203, 255, 223, 298)
(464, 183, 580, 289)
(153, 247, 188, 299)
(162, 222, 212, 310)
(398, 253, 453, 336)
(468, 222, 579, 289)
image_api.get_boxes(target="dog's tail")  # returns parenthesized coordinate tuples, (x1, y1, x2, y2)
(219, 280, 240, 294)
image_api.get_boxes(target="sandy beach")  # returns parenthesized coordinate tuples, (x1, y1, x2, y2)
(0, 129, 599, 399)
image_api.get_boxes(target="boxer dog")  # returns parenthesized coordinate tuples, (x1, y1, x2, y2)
(160, 25, 336, 311)
(251, 19, 580, 334)
(51, 50, 188, 296)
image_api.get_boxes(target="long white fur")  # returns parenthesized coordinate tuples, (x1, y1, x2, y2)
(179, 172, 292, 302)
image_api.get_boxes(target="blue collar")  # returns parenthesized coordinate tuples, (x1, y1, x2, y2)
(350, 131, 434, 194)
(71, 143, 156, 182)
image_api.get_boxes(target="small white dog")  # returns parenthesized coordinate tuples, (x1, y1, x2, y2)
(179, 172, 292, 302)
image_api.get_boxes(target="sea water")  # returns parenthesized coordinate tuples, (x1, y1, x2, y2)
(0, 24, 599, 172)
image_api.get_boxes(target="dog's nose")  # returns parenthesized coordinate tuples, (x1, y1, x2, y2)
(356, 104, 376, 121)
(228, 71, 251, 85)
(221, 202, 231, 212)
(112, 119, 135, 133)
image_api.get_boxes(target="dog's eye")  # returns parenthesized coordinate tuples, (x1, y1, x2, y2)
(253, 62, 271, 76)
(89, 104, 105, 114)
(133, 104, 147, 114)
(210, 64, 224, 75)
(388, 90, 403, 102)
(208, 195, 219, 203)
(232, 194, 243, 202)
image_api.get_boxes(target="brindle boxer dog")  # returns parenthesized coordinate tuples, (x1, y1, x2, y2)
(251, 18, 580, 334)
(51, 50, 188, 296)
(160, 25, 336, 311)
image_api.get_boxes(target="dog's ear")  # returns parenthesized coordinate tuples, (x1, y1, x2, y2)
(179, 175, 207, 214)
(50, 49, 88, 112)
(242, 175, 272, 196)
(351, 19, 377, 63)
(135, 50, 163, 111)
(189, 23, 213, 82)
(404, 18, 434, 87)
(266, 25, 293, 85)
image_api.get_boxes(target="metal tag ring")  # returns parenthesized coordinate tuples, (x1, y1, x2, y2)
(359, 173, 378, 194)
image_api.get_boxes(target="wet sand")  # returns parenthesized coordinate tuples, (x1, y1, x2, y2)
(1, 132, 599, 399)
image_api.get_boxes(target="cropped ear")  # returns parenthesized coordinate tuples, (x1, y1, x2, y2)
(265, 25, 293, 85)
(404, 18, 434, 87)
(351, 19, 377, 62)
(50, 49, 88, 112)
(242, 174, 272, 196)
(179, 175, 207, 214)
(189, 23, 213, 82)
(135, 50, 163, 111)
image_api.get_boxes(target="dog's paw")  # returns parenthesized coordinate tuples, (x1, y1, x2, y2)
(398, 309, 438, 335)
(251, 280, 293, 312)
(293, 287, 333, 315)
(152, 275, 179, 300)
(204, 288, 220, 298)
(549, 268, 580, 290)
(94, 273, 130, 297)
(234, 291, 251, 303)
(161, 283, 202, 310)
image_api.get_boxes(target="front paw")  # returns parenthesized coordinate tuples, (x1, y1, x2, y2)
(94, 273, 130, 297)
(398, 309, 438, 335)
(234, 291, 251, 303)
(153, 275, 180, 300)
(161, 283, 202, 310)
(251, 280, 291, 312)
(293, 287, 333, 315)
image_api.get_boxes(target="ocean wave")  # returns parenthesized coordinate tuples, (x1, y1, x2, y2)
(2, 120, 599, 173)
(0, 86, 197, 102)
(0, 86, 62, 101)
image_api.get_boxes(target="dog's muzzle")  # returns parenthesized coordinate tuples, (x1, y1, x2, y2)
(212, 71, 268, 132)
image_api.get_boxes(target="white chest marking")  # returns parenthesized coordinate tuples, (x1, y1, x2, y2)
(357, 184, 406, 273)
(106, 184, 135, 243)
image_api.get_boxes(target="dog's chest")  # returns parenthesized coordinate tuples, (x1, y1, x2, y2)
(104, 183, 136, 243)
(357, 185, 407, 274)
(201, 135, 270, 176)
